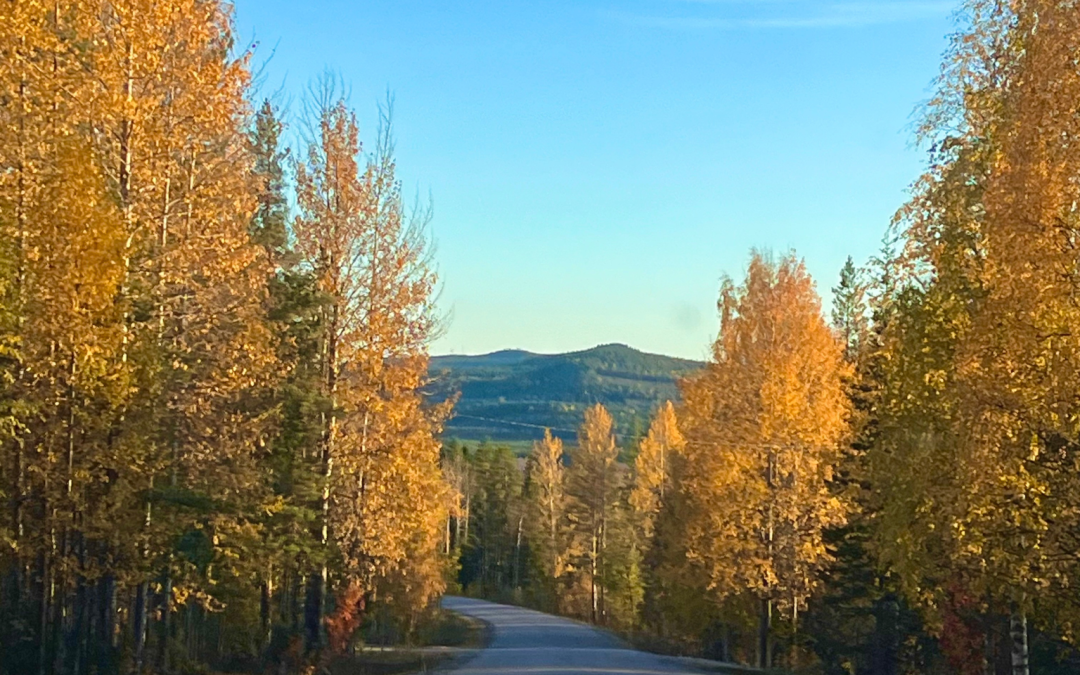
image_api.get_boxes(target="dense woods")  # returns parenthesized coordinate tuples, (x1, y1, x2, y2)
(0, 2, 449, 674)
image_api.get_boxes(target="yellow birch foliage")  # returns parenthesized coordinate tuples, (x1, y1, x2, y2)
(0, 0, 272, 589)
(866, 0, 1008, 623)
(0, 0, 454, 662)
(630, 401, 685, 541)
(526, 429, 567, 608)
(951, 0, 1080, 636)
(565, 404, 621, 622)
(92, 0, 274, 602)
(295, 91, 448, 622)
(679, 252, 850, 617)
(875, 1, 1080, 643)
(336, 119, 445, 591)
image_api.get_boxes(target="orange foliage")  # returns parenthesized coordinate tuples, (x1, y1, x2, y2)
(326, 581, 367, 654)
(678, 251, 851, 617)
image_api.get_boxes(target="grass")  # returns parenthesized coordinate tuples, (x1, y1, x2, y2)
(620, 630, 776, 675)
(326, 651, 440, 675)
(420, 609, 488, 649)
(326, 611, 488, 675)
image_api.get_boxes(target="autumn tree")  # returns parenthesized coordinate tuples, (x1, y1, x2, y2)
(245, 98, 330, 658)
(291, 87, 371, 648)
(441, 441, 473, 557)
(955, 6, 1080, 668)
(293, 85, 449, 653)
(566, 404, 624, 624)
(525, 430, 567, 611)
(630, 401, 685, 542)
(866, 5, 1080, 674)
(0, 2, 281, 672)
(678, 252, 850, 668)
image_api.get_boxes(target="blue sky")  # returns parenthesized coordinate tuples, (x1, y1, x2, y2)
(232, 0, 956, 360)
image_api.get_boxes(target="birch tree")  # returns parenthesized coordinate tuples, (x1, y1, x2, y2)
(567, 404, 621, 624)
(679, 252, 851, 668)
(526, 429, 567, 611)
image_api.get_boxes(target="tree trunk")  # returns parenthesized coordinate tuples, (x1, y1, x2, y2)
(463, 492, 471, 547)
(10, 441, 24, 602)
(96, 572, 117, 672)
(305, 569, 326, 652)
(291, 568, 303, 633)
(72, 540, 88, 675)
(871, 596, 899, 675)
(156, 571, 173, 673)
(260, 571, 273, 653)
(10, 47, 29, 643)
(760, 450, 775, 670)
(721, 623, 731, 662)
(37, 550, 50, 675)
(758, 597, 772, 669)
(590, 530, 598, 624)
(444, 513, 452, 556)
(133, 580, 149, 673)
(512, 516, 523, 589)
(132, 494, 152, 674)
(50, 554, 65, 675)
(54, 354, 76, 675)
(983, 612, 995, 675)
(307, 302, 339, 653)
(183, 599, 195, 663)
(598, 516, 606, 625)
(1010, 610, 1028, 675)
(454, 506, 463, 552)
(791, 592, 799, 671)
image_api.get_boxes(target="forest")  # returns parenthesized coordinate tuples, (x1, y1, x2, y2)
(6, 1, 1080, 675)
(0, 2, 448, 673)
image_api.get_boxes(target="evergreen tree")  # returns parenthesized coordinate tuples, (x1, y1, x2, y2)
(832, 256, 869, 360)
(459, 443, 524, 597)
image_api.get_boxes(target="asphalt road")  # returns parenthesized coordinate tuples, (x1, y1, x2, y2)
(440, 596, 697, 675)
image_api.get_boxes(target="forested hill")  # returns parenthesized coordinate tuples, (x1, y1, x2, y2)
(429, 344, 702, 444)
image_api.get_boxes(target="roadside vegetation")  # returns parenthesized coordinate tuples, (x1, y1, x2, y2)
(322, 611, 485, 675)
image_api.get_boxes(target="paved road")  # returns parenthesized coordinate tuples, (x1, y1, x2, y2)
(440, 596, 697, 675)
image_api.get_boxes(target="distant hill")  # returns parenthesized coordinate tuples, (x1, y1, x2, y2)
(428, 344, 703, 446)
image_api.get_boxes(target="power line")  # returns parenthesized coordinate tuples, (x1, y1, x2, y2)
(448, 414, 815, 452)
(449, 414, 586, 438)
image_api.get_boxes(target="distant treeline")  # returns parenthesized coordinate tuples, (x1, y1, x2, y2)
(429, 344, 700, 443)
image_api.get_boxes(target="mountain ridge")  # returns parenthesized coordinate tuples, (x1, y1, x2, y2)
(429, 343, 703, 445)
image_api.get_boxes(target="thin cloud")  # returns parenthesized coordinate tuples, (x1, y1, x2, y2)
(608, 1, 955, 30)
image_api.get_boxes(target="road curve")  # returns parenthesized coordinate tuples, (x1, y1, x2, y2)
(440, 596, 697, 675)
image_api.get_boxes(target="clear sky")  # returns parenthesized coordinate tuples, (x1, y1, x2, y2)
(231, 0, 955, 360)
